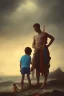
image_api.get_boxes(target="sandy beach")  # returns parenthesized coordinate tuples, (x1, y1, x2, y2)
(0, 80, 64, 96)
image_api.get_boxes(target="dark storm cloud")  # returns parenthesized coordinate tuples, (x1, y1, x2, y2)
(34, 0, 64, 24)
(0, 0, 25, 13)
(0, 0, 25, 26)
(0, 0, 25, 37)
(34, 0, 64, 43)
(0, 0, 64, 43)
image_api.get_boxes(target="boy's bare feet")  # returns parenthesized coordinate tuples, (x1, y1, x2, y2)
(27, 84, 32, 89)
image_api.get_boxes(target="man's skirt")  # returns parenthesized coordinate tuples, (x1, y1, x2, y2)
(33, 45, 51, 75)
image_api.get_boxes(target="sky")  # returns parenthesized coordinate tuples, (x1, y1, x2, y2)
(0, 0, 64, 75)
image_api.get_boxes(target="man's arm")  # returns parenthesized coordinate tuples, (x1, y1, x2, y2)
(32, 36, 36, 49)
(30, 57, 32, 65)
(46, 33, 54, 47)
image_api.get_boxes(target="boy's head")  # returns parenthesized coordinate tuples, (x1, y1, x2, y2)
(25, 47, 32, 55)
(33, 23, 40, 32)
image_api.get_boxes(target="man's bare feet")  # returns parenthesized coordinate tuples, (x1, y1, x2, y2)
(40, 83, 47, 89)
(35, 83, 40, 87)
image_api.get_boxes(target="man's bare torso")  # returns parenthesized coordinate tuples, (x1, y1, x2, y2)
(33, 32, 46, 49)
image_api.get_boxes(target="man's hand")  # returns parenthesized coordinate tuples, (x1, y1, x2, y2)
(30, 66, 35, 72)
(46, 33, 54, 47)
(30, 67, 33, 72)
(47, 45, 50, 48)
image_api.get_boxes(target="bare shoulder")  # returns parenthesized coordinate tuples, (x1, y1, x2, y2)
(42, 31, 48, 36)
(43, 31, 51, 36)
(43, 31, 48, 34)
(44, 32, 54, 39)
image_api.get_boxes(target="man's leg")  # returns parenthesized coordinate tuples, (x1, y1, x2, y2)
(32, 54, 36, 69)
(36, 69, 40, 85)
(43, 64, 50, 87)
(43, 72, 48, 86)
(40, 70, 49, 88)
(21, 74, 25, 90)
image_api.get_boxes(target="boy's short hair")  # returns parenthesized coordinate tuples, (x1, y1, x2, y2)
(25, 47, 32, 54)
(33, 23, 40, 28)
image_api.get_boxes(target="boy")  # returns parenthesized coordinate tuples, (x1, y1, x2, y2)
(20, 47, 32, 90)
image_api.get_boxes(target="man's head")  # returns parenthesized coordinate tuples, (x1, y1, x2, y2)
(25, 47, 32, 55)
(33, 23, 40, 32)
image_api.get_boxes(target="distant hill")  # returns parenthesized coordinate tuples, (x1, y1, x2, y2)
(48, 68, 64, 80)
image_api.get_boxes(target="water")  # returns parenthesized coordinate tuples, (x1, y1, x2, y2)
(0, 76, 64, 92)
(0, 76, 52, 92)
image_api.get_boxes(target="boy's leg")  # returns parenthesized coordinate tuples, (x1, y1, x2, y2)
(36, 69, 40, 85)
(21, 74, 25, 90)
(27, 74, 31, 86)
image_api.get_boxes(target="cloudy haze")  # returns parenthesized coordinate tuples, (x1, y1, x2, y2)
(0, 0, 64, 75)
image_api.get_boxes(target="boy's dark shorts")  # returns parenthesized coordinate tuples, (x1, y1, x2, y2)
(21, 67, 30, 74)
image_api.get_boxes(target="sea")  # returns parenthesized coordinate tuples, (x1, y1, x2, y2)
(0, 75, 64, 92)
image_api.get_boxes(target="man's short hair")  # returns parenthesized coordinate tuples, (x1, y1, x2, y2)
(33, 23, 40, 28)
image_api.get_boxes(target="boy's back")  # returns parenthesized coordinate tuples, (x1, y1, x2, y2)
(20, 47, 32, 90)
(20, 54, 31, 68)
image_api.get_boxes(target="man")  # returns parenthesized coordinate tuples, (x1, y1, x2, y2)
(32, 23, 54, 88)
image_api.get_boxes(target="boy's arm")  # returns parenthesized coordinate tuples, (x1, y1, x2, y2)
(46, 32, 54, 47)
(20, 62, 21, 72)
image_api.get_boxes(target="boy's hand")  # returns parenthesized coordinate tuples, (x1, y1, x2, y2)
(20, 69, 21, 72)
